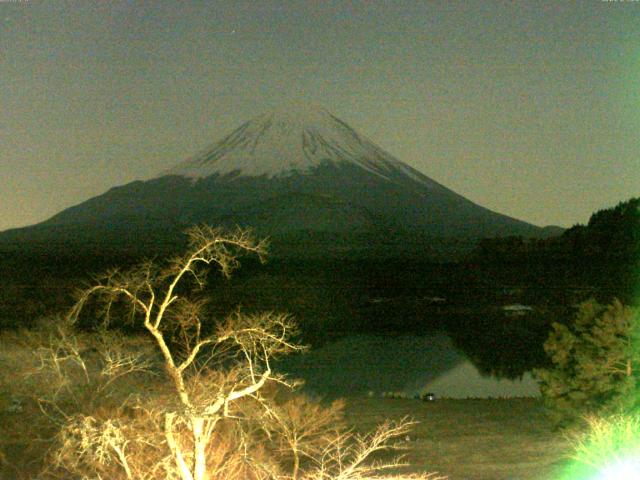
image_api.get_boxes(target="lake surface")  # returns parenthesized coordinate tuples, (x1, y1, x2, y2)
(275, 333, 540, 399)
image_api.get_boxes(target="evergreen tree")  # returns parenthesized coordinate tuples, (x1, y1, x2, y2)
(535, 299, 640, 426)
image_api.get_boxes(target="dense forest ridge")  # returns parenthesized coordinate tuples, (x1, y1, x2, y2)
(469, 197, 640, 304)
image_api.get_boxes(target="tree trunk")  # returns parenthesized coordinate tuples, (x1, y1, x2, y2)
(192, 416, 208, 480)
(165, 413, 194, 480)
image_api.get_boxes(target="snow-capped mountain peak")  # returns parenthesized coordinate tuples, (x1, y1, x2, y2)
(163, 103, 418, 181)
(17, 102, 547, 244)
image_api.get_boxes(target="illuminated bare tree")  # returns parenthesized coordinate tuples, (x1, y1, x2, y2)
(66, 226, 302, 480)
(51, 225, 445, 480)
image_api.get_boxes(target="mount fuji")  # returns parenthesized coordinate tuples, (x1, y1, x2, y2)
(1, 103, 560, 256)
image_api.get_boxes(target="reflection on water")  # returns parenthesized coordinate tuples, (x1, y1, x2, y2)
(274, 333, 540, 399)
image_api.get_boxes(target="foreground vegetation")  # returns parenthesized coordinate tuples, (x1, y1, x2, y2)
(535, 299, 640, 427)
(4, 352, 638, 480)
(0, 329, 574, 480)
(0, 226, 442, 479)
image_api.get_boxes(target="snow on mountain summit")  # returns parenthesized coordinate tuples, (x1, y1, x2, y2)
(163, 103, 426, 183)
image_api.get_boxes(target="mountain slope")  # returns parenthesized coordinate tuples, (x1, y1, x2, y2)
(1, 104, 558, 256)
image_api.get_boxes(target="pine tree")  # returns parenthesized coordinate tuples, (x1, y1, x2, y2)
(534, 299, 640, 426)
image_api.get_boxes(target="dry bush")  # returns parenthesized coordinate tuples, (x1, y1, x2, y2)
(0, 322, 159, 479)
(0, 328, 49, 477)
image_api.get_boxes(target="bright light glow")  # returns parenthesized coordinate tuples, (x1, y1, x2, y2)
(560, 413, 640, 480)
(597, 457, 640, 480)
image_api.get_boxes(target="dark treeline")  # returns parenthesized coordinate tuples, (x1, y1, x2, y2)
(468, 197, 640, 305)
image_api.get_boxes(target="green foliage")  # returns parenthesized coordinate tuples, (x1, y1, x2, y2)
(535, 299, 640, 426)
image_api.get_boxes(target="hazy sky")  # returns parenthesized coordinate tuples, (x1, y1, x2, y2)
(2, 0, 638, 232)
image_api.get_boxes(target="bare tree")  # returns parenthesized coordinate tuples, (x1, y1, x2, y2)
(66, 226, 300, 480)
(40, 225, 446, 480)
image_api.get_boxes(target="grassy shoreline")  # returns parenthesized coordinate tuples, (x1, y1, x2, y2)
(342, 397, 571, 480)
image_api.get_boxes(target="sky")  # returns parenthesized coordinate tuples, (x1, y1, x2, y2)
(1, 0, 638, 232)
